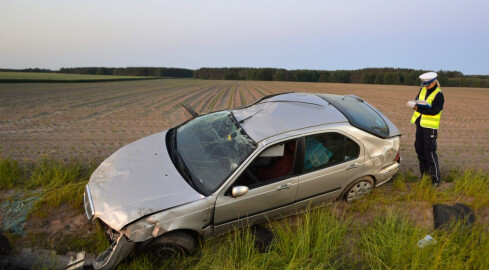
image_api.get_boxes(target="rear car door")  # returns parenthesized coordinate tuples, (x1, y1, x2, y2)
(294, 131, 364, 209)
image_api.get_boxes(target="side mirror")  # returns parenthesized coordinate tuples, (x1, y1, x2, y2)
(231, 186, 249, 198)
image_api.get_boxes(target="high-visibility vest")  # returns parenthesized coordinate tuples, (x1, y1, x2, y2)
(410, 87, 442, 129)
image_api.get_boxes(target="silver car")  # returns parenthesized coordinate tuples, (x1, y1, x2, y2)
(84, 92, 401, 269)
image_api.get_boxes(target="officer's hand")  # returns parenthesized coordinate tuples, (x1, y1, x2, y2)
(414, 105, 418, 110)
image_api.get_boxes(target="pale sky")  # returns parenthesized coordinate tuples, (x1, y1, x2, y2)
(1, 0, 488, 74)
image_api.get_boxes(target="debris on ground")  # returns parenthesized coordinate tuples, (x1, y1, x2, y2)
(0, 247, 95, 270)
(433, 203, 475, 230)
(251, 224, 274, 252)
(0, 191, 42, 235)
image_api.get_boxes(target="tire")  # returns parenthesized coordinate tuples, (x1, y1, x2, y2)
(146, 231, 196, 261)
(344, 176, 374, 202)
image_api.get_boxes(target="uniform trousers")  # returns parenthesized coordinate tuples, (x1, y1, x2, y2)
(414, 122, 441, 184)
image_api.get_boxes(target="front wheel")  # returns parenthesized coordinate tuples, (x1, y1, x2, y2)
(146, 231, 196, 261)
(344, 177, 374, 202)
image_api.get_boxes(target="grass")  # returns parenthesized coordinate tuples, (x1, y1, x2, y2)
(0, 71, 158, 83)
(1, 158, 488, 269)
(0, 157, 97, 217)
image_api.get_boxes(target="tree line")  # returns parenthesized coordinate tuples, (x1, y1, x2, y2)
(194, 67, 489, 88)
(2, 67, 488, 87)
(58, 67, 193, 78)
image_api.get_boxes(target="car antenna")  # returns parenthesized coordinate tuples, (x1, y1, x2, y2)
(181, 104, 199, 118)
(238, 109, 263, 124)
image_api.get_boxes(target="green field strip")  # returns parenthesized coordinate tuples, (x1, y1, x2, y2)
(0, 71, 160, 83)
(195, 86, 223, 113)
(215, 84, 235, 110)
(251, 86, 268, 96)
(239, 86, 246, 106)
(208, 87, 226, 111)
(227, 85, 236, 109)
(245, 86, 259, 102)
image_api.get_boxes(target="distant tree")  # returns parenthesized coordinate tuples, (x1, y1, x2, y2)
(222, 73, 239, 80)
(361, 73, 376, 84)
(375, 73, 384, 84)
(383, 72, 401, 85)
(273, 69, 288, 81)
(330, 71, 351, 83)
(318, 72, 330, 82)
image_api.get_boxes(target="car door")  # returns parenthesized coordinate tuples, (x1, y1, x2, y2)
(294, 131, 364, 210)
(213, 139, 299, 235)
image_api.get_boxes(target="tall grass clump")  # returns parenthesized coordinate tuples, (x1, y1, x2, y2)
(0, 157, 22, 188)
(355, 209, 426, 269)
(452, 170, 489, 208)
(28, 158, 88, 188)
(269, 208, 350, 269)
(407, 175, 449, 203)
(355, 210, 489, 269)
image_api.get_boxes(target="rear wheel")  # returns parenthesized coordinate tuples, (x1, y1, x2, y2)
(146, 231, 196, 261)
(344, 177, 374, 202)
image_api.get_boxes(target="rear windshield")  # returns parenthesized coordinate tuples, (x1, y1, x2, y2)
(319, 95, 389, 138)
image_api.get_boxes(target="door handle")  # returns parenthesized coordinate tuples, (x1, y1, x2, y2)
(346, 163, 358, 170)
(276, 183, 291, 190)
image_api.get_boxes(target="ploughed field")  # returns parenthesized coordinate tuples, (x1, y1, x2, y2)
(0, 79, 488, 173)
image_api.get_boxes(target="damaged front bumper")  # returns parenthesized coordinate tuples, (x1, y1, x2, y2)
(93, 232, 135, 270)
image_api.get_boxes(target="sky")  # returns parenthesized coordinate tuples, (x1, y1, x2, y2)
(1, 0, 489, 74)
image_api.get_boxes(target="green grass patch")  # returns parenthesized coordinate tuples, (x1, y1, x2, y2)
(227, 85, 236, 109)
(2, 158, 488, 268)
(0, 71, 159, 83)
(453, 170, 489, 208)
(355, 210, 489, 269)
(0, 157, 96, 217)
(0, 157, 21, 188)
(239, 87, 245, 106)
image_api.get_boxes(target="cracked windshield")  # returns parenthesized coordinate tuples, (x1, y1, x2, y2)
(177, 111, 256, 193)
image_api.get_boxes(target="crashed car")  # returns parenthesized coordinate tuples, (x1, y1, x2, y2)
(84, 92, 401, 269)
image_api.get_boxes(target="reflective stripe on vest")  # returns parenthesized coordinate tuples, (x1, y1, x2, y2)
(410, 87, 442, 129)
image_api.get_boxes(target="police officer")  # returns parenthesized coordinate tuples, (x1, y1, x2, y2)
(410, 72, 444, 186)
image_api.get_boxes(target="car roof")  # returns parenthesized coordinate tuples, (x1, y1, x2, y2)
(232, 92, 348, 142)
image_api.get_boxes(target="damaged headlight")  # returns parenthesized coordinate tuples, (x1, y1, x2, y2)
(84, 184, 95, 220)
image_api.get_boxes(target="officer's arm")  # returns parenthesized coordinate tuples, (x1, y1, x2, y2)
(416, 92, 444, 115)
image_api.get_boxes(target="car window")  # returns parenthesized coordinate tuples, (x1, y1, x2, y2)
(303, 132, 359, 173)
(233, 139, 297, 190)
(318, 95, 389, 138)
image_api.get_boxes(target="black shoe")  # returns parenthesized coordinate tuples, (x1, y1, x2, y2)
(432, 182, 441, 187)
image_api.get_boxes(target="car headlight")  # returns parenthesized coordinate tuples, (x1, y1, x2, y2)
(84, 184, 95, 220)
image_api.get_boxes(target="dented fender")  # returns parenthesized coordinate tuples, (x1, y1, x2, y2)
(122, 195, 216, 242)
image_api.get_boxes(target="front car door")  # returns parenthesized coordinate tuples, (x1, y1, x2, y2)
(213, 139, 299, 235)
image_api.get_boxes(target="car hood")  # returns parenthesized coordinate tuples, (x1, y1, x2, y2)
(87, 130, 204, 231)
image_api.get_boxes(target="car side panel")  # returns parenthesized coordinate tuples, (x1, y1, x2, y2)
(213, 176, 298, 236)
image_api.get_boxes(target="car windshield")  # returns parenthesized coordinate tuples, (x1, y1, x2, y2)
(176, 111, 256, 194)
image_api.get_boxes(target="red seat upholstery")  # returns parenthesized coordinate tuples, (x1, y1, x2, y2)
(257, 141, 295, 181)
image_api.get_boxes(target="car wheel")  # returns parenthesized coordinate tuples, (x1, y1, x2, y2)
(146, 231, 196, 261)
(344, 177, 374, 202)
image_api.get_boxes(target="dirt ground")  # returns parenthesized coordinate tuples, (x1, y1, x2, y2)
(1, 79, 488, 173)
